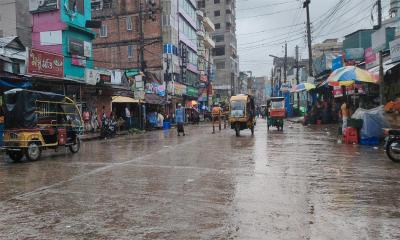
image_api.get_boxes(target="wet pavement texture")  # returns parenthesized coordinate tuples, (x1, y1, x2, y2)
(0, 120, 399, 239)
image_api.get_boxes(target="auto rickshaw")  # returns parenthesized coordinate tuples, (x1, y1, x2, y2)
(2, 89, 83, 161)
(267, 97, 286, 131)
(229, 94, 256, 137)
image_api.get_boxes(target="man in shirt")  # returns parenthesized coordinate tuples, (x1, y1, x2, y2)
(125, 106, 131, 130)
(175, 103, 185, 136)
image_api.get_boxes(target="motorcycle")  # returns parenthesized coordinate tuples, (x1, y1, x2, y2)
(385, 129, 400, 162)
(100, 117, 117, 139)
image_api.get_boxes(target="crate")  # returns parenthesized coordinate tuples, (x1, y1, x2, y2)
(343, 127, 358, 144)
(359, 137, 380, 146)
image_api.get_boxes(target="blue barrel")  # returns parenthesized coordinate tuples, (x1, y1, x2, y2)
(163, 120, 171, 129)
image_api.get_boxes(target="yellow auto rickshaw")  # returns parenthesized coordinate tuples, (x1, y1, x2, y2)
(229, 94, 256, 137)
(2, 89, 83, 161)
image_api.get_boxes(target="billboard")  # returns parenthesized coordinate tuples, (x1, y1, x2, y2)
(29, 0, 58, 12)
(27, 49, 64, 78)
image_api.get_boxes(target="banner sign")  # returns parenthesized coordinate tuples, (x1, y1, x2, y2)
(174, 82, 187, 96)
(344, 48, 364, 61)
(27, 49, 64, 78)
(331, 55, 343, 71)
(372, 28, 386, 53)
(390, 38, 400, 62)
(186, 86, 199, 97)
(365, 47, 379, 69)
(333, 85, 343, 98)
(29, 0, 58, 12)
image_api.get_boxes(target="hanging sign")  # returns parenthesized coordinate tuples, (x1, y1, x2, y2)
(333, 85, 343, 98)
(27, 49, 64, 78)
(389, 38, 400, 62)
(365, 47, 379, 69)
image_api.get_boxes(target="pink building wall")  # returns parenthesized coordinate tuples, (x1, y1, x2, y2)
(32, 10, 66, 54)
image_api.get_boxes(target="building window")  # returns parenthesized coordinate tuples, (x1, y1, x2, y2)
(213, 35, 224, 42)
(128, 45, 134, 58)
(216, 62, 225, 69)
(215, 23, 220, 29)
(214, 0, 220, 3)
(213, 46, 225, 56)
(68, 0, 84, 15)
(214, 10, 220, 17)
(103, 0, 112, 8)
(197, 0, 205, 8)
(126, 16, 132, 31)
(100, 25, 107, 37)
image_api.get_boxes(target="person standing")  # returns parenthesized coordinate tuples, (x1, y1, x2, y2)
(125, 105, 131, 130)
(175, 103, 185, 136)
(339, 101, 350, 135)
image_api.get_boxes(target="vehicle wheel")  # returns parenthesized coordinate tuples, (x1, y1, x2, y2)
(386, 139, 400, 162)
(69, 137, 81, 153)
(8, 151, 23, 162)
(25, 141, 42, 161)
(235, 123, 240, 137)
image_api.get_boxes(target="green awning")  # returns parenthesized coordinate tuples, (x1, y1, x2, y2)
(126, 69, 140, 77)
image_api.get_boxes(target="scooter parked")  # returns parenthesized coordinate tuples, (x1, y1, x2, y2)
(385, 129, 400, 162)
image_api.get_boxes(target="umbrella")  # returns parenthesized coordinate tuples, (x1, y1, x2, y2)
(327, 66, 377, 86)
(291, 83, 316, 92)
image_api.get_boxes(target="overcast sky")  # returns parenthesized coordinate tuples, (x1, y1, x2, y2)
(236, 0, 391, 77)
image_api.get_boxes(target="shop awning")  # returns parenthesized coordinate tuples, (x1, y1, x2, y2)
(368, 60, 400, 76)
(112, 96, 140, 103)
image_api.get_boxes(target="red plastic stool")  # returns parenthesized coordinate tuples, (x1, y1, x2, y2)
(343, 127, 358, 144)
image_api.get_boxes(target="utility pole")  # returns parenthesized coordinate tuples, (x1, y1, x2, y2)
(377, 0, 384, 104)
(303, 0, 313, 77)
(284, 43, 287, 83)
(207, 50, 211, 108)
(138, 0, 145, 75)
(295, 45, 300, 109)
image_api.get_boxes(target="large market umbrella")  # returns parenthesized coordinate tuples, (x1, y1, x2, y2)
(327, 66, 376, 86)
(291, 82, 316, 92)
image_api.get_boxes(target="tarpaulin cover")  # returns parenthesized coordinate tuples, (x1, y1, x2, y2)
(352, 106, 389, 139)
(3, 89, 65, 129)
(0, 79, 31, 89)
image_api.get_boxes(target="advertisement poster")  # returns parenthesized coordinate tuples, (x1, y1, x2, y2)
(333, 85, 343, 98)
(365, 47, 379, 69)
(27, 49, 64, 78)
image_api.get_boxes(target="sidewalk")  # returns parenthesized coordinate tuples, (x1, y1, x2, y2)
(80, 130, 130, 142)
(286, 117, 304, 124)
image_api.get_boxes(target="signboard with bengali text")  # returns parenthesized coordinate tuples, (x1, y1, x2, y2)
(27, 49, 64, 78)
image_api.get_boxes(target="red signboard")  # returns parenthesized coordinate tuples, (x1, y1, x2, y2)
(27, 49, 64, 78)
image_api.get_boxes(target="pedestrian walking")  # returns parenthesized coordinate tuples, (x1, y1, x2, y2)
(176, 103, 185, 136)
(125, 105, 131, 130)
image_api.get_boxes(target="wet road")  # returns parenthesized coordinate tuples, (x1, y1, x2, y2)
(0, 120, 399, 239)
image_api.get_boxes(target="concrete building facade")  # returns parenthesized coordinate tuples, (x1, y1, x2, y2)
(0, 0, 31, 47)
(198, 0, 238, 98)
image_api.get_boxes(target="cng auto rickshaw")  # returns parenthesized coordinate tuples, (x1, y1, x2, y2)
(267, 97, 286, 131)
(2, 89, 83, 161)
(229, 94, 256, 137)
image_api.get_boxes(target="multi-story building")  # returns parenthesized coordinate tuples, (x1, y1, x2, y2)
(196, 9, 215, 106)
(238, 71, 248, 94)
(198, 0, 238, 99)
(0, 0, 31, 47)
(312, 38, 342, 58)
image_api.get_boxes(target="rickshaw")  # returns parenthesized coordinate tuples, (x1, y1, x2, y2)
(267, 97, 286, 131)
(2, 89, 83, 161)
(229, 94, 256, 137)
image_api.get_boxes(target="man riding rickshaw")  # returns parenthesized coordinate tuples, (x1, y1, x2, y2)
(267, 97, 286, 131)
(229, 94, 256, 137)
(2, 89, 83, 161)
